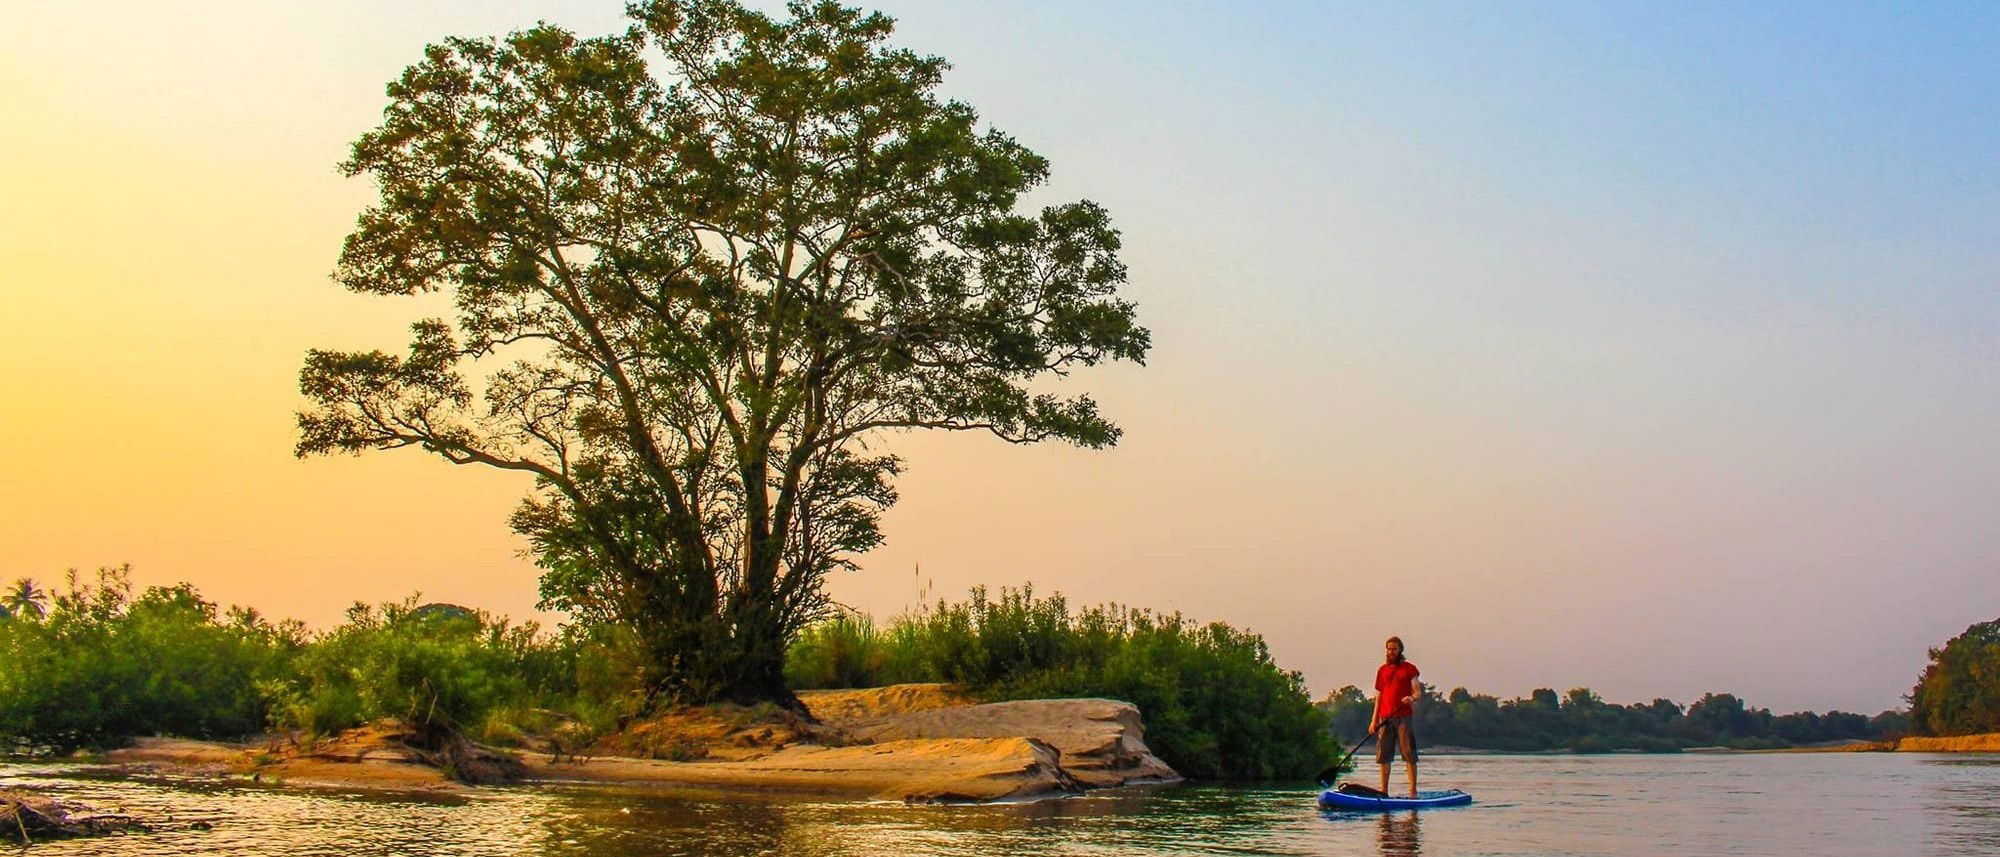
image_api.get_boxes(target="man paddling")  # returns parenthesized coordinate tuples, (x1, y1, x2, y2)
(1369, 636, 1422, 797)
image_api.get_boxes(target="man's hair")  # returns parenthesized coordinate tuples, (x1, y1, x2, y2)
(1386, 636, 1405, 662)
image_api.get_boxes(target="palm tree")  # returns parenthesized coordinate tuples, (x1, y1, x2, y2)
(3, 578, 47, 621)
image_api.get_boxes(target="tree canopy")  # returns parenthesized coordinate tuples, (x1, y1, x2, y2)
(1908, 618, 2000, 737)
(297, 0, 1147, 705)
(3, 579, 47, 621)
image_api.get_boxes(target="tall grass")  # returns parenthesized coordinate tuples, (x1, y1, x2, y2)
(786, 586, 1333, 780)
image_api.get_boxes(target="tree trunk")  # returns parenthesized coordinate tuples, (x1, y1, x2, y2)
(720, 591, 804, 712)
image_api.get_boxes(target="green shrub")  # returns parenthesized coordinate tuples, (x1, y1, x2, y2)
(0, 567, 301, 753)
(268, 598, 563, 745)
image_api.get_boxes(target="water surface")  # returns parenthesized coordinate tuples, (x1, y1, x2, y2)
(5, 753, 1995, 855)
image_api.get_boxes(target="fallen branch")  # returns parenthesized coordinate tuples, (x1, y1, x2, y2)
(0, 788, 150, 843)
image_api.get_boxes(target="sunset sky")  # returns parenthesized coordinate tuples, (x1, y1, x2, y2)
(3, 1, 1995, 715)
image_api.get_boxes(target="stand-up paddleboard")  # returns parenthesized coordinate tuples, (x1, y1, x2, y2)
(1318, 787, 1472, 811)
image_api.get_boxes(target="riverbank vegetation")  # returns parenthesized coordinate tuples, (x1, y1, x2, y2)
(0, 569, 629, 764)
(0, 568, 298, 753)
(0, 572, 1324, 780)
(8, 567, 1964, 771)
(1317, 685, 1909, 752)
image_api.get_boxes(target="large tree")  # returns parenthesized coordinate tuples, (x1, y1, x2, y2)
(297, 0, 1147, 706)
(1907, 618, 2000, 737)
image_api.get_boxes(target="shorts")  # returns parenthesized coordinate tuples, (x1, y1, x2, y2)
(1376, 717, 1418, 765)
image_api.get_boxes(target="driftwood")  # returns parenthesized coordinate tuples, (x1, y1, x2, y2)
(0, 789, 149, 844)
(417, 733, 527, 785)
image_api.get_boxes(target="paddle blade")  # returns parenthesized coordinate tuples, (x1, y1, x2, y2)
(1315, 766, 1342, 788)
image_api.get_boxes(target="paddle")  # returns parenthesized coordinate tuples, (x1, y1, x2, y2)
(1315, 722, 1381, 788)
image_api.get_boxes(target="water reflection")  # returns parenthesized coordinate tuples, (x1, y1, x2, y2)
(1375, 810, 1421, 856)
(533, 789, 797, 857)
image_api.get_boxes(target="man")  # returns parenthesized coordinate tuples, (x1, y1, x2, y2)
(1369, 635, 1422, 797)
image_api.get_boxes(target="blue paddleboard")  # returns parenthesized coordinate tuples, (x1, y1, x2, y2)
(1318, 788, 1472, 811)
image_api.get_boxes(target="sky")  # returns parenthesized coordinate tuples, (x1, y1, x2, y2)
(2, 1, 1996, 714)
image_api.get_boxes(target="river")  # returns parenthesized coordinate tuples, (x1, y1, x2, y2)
(4, 752, 1995, 855)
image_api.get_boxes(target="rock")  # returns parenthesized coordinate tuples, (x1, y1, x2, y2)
(530, 736, 1082, 802)
(81, 686, 1183, 804)
(825, 697, 1181, 789)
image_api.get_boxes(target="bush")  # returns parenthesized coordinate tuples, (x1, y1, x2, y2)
(785, 586, 1334, 780)
(0, 568, 652, 757)
(267, 598, 571, 746)
(0, 567, 300, 753)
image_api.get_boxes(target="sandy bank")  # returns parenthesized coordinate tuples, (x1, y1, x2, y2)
(105, 727, 505, 794)
(1739, 732, 2000, 753)
(98, 684, 1182, 803)
(1889, 733, 2000, 752)
(524, 736, 1079, 801)
(796, 684, 973, 719)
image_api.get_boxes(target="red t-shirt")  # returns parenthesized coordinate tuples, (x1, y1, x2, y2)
(1375, 660, 1420, 720)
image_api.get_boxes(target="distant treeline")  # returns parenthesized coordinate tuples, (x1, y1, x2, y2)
(1318, 685, 1910, 752)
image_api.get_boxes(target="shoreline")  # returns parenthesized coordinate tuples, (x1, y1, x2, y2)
(73, 686, 1181, 804)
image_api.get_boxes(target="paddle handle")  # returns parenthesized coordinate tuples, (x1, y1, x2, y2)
(1316, 721, 1383, 786)
(1338, 721, 1382, 769)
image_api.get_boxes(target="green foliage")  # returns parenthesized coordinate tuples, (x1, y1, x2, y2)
(267, 597, 583, 746)
(298, 0, 1148, 706)
(1908, 618, 2000, 737)
(784, 613, 906, 690)
(0, 568, 652, 756)
(2, 579, 47, 621)
(1317, 683, 1900, 752)
(786, 586, 1334, 780)
(0, 567, 301, 753)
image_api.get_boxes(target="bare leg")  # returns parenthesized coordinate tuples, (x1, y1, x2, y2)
(1378, 763, 1390, 794)
(1399, 727, 1418, 797)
